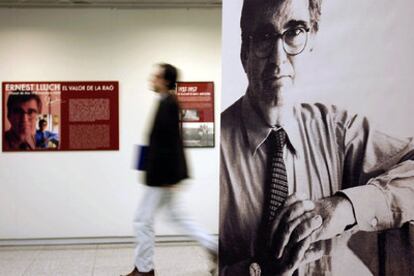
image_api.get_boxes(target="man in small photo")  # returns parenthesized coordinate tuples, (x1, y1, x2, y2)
(4, 92, 42, 150)
(35, 119, 59, 149)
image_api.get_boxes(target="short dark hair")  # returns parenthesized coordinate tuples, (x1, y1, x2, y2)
(159, 63, 179, 90)
(38, 119, 47, 128)
(241, 0, 322, 37)
(7, 91, 42, 117)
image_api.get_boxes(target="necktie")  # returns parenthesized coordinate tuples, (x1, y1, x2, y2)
(255, 129, 288, 264)
(265, 129, 288, 223)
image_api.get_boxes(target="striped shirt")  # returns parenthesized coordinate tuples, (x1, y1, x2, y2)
(220, 95, 414, 275)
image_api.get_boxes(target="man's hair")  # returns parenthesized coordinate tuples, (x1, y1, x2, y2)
(7, 91, 42, 117)
(158, 63, 179, 90)
(241, 0, 323, 37)
(38, 119, 47, 128)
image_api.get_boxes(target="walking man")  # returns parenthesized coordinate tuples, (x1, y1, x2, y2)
(124, 63, 218, 276)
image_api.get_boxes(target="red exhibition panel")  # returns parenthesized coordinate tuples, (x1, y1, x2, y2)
(2, 81, 119, 151)
(176, 82, 215, 148)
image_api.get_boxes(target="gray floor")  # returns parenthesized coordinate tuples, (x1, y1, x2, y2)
(0, 243, 215, 276)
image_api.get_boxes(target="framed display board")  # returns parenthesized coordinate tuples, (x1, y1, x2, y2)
(176, 82, 215, 148)
(2, 81, 119, 151)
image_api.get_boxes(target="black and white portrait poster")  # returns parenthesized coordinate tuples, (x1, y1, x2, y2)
(220, 0, 414, 275)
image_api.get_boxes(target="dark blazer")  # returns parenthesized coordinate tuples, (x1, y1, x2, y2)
(146, 93, 188, 186)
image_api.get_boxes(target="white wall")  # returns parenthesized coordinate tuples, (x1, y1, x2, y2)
(222, 0, 414, 138)
(0, 8, 221, 239)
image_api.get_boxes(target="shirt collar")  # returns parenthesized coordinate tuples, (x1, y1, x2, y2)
(241, 95, 301, 156)
(158, 91, 169, 100)
(5, 130, 36, 150)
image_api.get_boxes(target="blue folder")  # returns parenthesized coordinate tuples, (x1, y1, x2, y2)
(136, 145, 149, 171)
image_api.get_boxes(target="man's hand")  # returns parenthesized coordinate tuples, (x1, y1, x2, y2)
(270, 194, 356, 267)
(261, 194, 324, 275)
(262, 237, 324, 276)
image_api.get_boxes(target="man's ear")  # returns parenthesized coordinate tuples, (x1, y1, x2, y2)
(162, 79, 170, 90)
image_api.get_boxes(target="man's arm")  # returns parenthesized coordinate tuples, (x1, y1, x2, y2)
(46, 131, 59, 141)
(338, 113, 414, 232)
(340, 160, 414, 231)
(271, 111, 414, 261)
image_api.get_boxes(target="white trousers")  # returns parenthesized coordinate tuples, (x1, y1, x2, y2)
(133, 185, 218, 272)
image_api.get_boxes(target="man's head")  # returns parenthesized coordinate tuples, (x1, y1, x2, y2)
(38, 119, 48, 132)
(150, 63, 179, 93)
(6, 92, 42, 140)
(240, 0, 322, 108)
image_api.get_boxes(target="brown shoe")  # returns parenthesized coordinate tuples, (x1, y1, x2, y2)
(207, 250, 218, 276)
(121, 267, 155, 276)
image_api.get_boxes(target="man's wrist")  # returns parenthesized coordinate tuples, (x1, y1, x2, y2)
(335, 193, 357, 230)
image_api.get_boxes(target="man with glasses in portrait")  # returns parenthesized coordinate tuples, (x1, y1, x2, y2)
(220, 0, 414, 275)
(4, 92, 42, 150)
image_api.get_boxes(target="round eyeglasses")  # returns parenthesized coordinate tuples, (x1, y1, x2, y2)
(248, 26, 310, 57)
(11, 107, 39, 119)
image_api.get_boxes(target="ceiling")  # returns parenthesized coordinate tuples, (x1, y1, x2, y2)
(0, 0, 222, 9)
